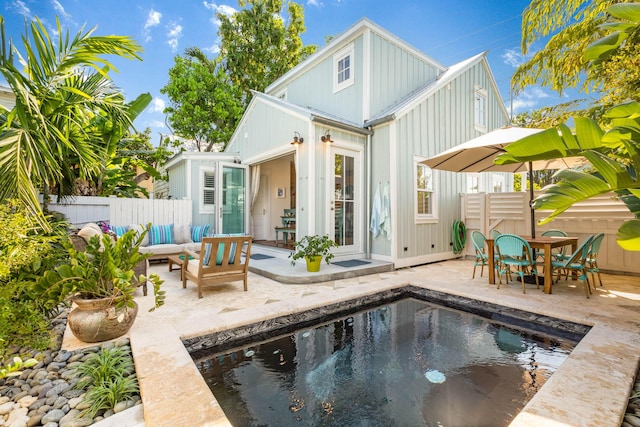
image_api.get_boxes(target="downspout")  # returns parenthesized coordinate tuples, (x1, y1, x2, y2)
(366, 128, 372, 258)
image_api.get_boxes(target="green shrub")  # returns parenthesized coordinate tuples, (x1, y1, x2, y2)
(74, 346, 139, 418)
(0, 200, 69, 358)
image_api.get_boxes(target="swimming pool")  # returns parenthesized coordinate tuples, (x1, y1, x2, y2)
(192, 292, 586, 426)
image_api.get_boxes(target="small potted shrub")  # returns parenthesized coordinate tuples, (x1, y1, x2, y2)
(289, 234, 338, 272)
(37, 229, 165, 343)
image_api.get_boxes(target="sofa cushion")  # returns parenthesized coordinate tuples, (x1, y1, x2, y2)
(139, 244, 180, 256)
(77, 226, 102, 244)
(108, 225, 129, 237)
(128, 224, 149, 247)
(149, 224, 174, 246)
(182, 242, 202, 253)
(173, 223, 193, 244)
(191, 224, 210, 242)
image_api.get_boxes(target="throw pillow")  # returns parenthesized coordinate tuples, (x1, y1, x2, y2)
(173, 223, 193, 244)
(108, 225, 129, 237)
(191, 224, 210, 242)
(77, 226, 102, 244)
(149, 224, 174, 246)
(128, 224, 149, 247)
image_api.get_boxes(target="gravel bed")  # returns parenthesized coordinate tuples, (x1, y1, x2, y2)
(0, 310, 141, 427)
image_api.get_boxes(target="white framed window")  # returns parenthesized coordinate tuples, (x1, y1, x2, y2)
(474, 86, 488, 132)
(333, 44, 354, 92)
(415, 157, 438, 222)
(200, 166, 216, 214)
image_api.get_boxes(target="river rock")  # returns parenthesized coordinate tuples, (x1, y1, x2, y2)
(16, 396, 36, 409)
(113, 399, 135, 413)
(0, 401, 16, 415)
(59, 409, 93, 427)
(40, 408, 65, 424)
(6, 406, 28, 426)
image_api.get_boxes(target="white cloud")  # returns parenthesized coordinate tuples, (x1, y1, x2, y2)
(150, 97, 165, 113)
(203, 42, 221, 55)
(167, 22, 183, 52)
(203, 1, 237, 26)
(143, 9, 162, 42)
(147, 120, 166, 129)
(502, 48, 526, 68)
(307, 0, 323, 6)
(11, 0, 31, 17)
(145, 9, 162, 29)
(511, 86, 551, 113)
(51, 0, 69, 17)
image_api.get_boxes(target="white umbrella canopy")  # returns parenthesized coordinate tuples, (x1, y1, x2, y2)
(422, 127, 587, 173)
(422, 126, 589, 238)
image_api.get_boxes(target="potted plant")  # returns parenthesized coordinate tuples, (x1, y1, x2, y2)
(289, 234, 338, 272)
(37, 229, 165, 343)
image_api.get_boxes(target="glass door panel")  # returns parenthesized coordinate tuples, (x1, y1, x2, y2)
(332, 150, 358, 251)
(218, 162, 248, 234)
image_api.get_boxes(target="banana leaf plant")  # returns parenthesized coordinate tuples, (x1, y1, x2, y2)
(495, 102, 640, 250)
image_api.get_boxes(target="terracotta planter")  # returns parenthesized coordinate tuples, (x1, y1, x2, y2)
(68, 297, 138, 343)
(305, 256, 322, 272)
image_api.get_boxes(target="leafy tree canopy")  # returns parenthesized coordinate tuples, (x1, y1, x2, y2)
(162, 0, 317, 151)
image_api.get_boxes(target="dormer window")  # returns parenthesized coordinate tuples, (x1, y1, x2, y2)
(333, 44, 354, 92)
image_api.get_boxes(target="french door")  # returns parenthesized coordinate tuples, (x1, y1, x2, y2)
(330, 148, 360, 253)
(216, 162, 248, 234)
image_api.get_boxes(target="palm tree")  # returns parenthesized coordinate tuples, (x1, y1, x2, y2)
(0, 16, 147, 228)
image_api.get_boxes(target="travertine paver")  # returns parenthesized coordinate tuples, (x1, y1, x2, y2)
(63, 259, 640, 427)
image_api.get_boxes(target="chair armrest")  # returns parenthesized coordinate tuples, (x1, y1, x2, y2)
(184, 249, 200, 260)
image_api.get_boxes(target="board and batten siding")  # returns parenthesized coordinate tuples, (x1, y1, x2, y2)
(272, 37, 365, 125)
(368, 32, 441, 118)
(369, 124, 392, 258)
(392, 60, 508, 266)
(230, 100, 307, 161)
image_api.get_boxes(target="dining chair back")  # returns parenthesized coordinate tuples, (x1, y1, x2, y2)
(490, 229, 502, 239)
(540, 229, 569, 262)
(494, 234, 538, 293)
(586, 233, 605, 287)
(471, 231, 488, 278)
(551, 234, 594, 298)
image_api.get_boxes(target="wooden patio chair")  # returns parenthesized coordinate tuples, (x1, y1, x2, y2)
(182, 235, 253, 299)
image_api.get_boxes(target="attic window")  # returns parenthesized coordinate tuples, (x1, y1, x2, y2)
(474, 86, 488, 132)
(333, 44, 354, 92)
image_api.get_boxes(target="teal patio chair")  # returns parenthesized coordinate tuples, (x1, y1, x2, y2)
(494, 234, 538, 293)
(539, 229, 569, 264)
(490, 229, 502, 239)
(551, 234, 594, 298)
(586, 233, 605, 287)
(471, 231, 488, 278)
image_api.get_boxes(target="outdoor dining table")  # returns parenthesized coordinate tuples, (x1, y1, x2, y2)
(486, 235, 579, 294)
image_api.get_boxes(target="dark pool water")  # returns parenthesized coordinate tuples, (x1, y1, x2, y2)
(196, 298, 576, 427)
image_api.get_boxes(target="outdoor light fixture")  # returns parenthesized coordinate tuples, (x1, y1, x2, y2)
(321, 130, 333, 143)
(290, 131, 304, 145)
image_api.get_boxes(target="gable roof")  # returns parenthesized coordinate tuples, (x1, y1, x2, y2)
(265, 17, 446, 95)
(365, 52, 508, 127)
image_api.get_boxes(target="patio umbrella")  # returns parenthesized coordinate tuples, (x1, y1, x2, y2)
(422, 126, 588, 237)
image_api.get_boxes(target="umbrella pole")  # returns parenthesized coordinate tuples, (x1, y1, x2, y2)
(528, 161, 535, 238)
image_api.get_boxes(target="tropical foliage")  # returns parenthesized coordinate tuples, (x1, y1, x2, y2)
(0, 200, 69, 358)
(0, 16, 149, 226)
(161, 47, 243, 151)
(497, 2, 640, 250)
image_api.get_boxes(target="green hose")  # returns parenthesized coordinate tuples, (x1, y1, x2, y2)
(452, 220, 466, 254)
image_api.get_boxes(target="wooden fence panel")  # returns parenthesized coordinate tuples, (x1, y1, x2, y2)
(109, 198, 192, 226)
(48, 196, 110, 226)
(462, 192, 640, 274)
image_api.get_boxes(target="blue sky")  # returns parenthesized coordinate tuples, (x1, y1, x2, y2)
(2, 0, 575, 144)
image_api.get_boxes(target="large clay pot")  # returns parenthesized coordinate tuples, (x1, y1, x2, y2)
(305, 256, 322, 272)
(68, 297, 138, 343)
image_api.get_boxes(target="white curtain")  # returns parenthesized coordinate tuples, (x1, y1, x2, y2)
(250, 164, 261, 210)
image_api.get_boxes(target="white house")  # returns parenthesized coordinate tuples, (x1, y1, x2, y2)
(167, 17, 509, 268)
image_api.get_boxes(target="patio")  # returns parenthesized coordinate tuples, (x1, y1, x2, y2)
(63, 256, 640, 427)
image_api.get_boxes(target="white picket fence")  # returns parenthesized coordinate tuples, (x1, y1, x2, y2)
(461, 191, 640, 274)
(48, 196, 191, 227)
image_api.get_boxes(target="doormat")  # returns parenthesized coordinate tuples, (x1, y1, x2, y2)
(333, 259, 371, 268)
(250, 254, 275, 260)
